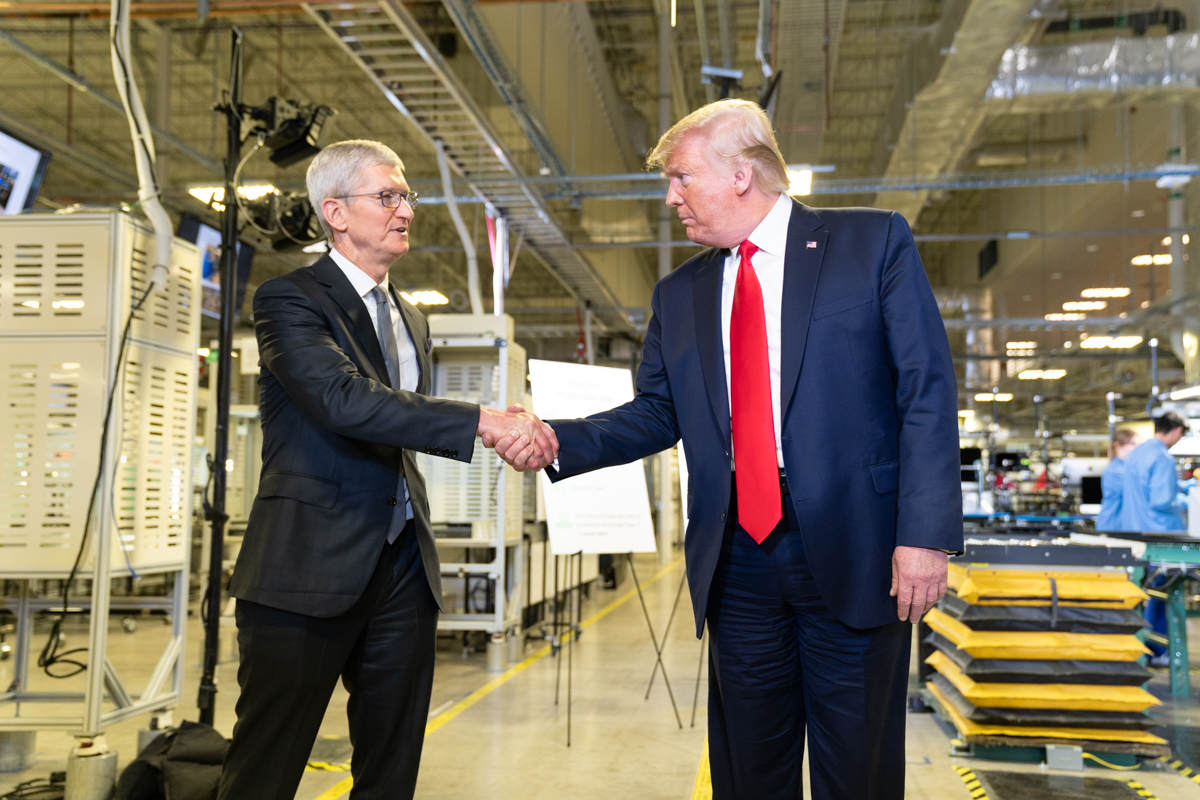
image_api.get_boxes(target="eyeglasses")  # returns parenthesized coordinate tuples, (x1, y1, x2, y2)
(336, 190, 419, 209)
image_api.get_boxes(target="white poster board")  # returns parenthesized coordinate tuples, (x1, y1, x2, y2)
(529, 359, 658, 555)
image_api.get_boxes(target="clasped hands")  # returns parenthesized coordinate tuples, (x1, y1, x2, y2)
(477, 404, 559, 472)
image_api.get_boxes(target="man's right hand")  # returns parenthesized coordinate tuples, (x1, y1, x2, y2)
(477, 405, 559, 471)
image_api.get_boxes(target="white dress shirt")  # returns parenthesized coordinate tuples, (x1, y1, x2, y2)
(329, 247, 419, 519)
(721, 193, 791, 468)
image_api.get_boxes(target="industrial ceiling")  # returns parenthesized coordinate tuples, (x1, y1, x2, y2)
(2, 0, 1199, 436)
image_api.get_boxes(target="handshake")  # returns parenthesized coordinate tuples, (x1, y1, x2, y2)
(477, 404, 559, 472)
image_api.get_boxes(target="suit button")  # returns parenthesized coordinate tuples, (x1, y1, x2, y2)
(424, 448, 432, 454)
(451, 450, 458, 458)
(720, 512, 726, 522)
(387, 496, 398, 506)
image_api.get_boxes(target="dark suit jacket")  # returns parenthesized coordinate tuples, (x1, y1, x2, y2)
(228, 254, 479, 618)
(548, 201, 963, 634)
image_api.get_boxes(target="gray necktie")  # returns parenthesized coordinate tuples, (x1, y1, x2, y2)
(370, 285, 402, 389)
(369, 284, 410, 540)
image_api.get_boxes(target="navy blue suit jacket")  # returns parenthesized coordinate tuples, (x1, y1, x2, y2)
(548, 201, 963, 634)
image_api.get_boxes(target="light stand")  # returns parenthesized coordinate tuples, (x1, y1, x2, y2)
(198, 25, 245, 727)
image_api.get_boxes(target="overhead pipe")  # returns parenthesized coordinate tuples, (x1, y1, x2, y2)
(693, 0, 716, 104)
(435, 139, 483, 316)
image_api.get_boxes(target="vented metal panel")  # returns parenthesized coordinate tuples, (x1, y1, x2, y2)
(0, 212, 201, 577)
(1, 342, 104, 559)
(420, 341, 525, 535)
(115, 347, 195, 569)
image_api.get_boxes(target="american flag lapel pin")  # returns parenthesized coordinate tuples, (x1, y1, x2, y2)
(807, 240, 818, 249)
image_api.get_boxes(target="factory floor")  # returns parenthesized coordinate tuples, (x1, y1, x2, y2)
(2, 552, 1200, 799)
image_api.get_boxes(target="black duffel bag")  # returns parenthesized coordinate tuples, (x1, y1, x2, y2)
(116, 721, 229, 800)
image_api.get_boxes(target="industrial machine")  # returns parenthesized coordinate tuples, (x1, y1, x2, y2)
(0, 211, 201, 737)
(422, 313, 528, 658)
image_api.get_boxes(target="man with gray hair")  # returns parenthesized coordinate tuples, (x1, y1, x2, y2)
(513, 100, 961, 798)
(218, 140, 556, 799)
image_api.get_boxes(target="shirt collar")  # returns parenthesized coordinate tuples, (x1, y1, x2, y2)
(746, 193, 793, 257)
(329, 246, 388, 301)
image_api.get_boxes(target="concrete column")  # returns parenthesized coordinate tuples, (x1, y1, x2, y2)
(1170, 102, 1186, 305)
(658, 11, 673, 282)
(154, 25, 172, 189)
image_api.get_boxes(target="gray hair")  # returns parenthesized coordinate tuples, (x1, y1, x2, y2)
(306, 140, 405, 238)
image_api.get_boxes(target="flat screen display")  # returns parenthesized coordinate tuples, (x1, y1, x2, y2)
(177, 213, 255, 319)
(0, 127, 51, 214)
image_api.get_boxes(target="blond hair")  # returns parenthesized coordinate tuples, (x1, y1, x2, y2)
(307, 140, 405, 238)
(646, 99, 789, 195)
(1110, 428, 1137, 459)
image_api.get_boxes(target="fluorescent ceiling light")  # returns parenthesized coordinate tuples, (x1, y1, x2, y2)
(1062, 301, 1107, 311)
(1006, 341, 1036, 349)
(188, 185, 277, 205)
(1081, 287, 1130, 298)
(975, 392, 1013, 402)
(958, 409, 975, 417)
(1080, 336, 1143, 349)
(787, 169, 813, 196)
(401, 290, 449, 305)
(1169, 386, 1200, 400)
(1081, 335, 1144, 349)
(1018, 369, 1066, 380)
(1131, 254, 1173, 266)
(1045, 313, 1086, 321)
(1006, 349, 1035, 356)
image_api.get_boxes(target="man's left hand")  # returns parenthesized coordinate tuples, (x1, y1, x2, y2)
(890, 546, 948, 623)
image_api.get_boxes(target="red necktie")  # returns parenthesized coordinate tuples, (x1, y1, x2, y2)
(730, 240, 781, 543)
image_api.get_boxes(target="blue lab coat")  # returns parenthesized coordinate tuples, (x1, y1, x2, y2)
(1119, 438, 1187, 532)
(1095, 457, 1128, 531)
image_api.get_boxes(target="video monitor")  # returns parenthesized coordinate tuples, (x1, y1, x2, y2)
(960, 447, 982, 466)
(178, 213, 255, 319)
(0, 127, 51, 214)
(1081, 476, 1103, 504)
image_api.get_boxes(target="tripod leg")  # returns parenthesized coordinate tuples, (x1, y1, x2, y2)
(646, 569, 688, 699)
(554, 554, 562, 706)
(628, 554, 683, 728)
(691, 626, 707, 728)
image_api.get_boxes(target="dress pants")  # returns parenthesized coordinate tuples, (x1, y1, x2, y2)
(217, 521, 438, 800)
(706, 485, 911, 800)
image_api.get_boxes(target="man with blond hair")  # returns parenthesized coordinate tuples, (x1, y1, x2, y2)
(511, 100, 962, 798)
(218, 140, 556, 799)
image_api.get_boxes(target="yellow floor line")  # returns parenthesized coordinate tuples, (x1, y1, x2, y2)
(691, 738, 712, 800)
(310, 556, 686, 799)
(311, 777, 354, 800)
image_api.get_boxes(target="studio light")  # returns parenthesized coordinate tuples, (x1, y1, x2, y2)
(250, 97, 337, 168)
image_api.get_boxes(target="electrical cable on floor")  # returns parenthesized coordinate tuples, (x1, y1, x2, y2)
(1083, 752, 1140, 770)
(37, 280, 156, 679)
(0, 773, 65, 800)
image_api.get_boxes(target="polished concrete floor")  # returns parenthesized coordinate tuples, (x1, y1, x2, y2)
(3, 553, 1200, 799)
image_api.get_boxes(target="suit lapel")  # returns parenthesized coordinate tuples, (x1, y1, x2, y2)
(693, 248, 731, 449)
(780, 202, 828, 417)
(392, 286, 429, 394)
(312, 255, 391, 386)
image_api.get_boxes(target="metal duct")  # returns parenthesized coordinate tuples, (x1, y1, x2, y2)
(985, 34, 1200, 111)
(873, 0, 1038, 225)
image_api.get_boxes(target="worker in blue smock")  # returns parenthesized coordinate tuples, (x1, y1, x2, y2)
(1119, 411, 1189, 532)
(1095, 429, 1140, 530)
